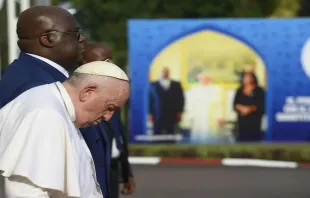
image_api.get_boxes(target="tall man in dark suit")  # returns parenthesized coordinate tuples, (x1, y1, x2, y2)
(0, 6, 85, 107)
(0, 6, 112, 198)
(149, 67, 185, 136)
(83, 42, 135, 198)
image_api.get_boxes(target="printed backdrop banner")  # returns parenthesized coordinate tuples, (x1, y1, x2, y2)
(128, 19, 310, 144)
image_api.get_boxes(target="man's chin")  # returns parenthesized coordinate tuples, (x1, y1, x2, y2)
(78, 123, 91, 128)
(79, 122, 100, 128)
(92, 120, 101, 125)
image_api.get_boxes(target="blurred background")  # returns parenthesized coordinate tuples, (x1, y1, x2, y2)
(1, 0, 310, 197)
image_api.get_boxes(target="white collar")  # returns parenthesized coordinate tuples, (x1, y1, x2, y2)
(160, 77, 170, 82)
(55, 82, 76, 122)
(26, 53, 69, 78)
(159, 78, 171, 89)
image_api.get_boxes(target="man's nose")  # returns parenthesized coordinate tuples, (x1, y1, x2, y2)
(79, 34, 85, 42)
(103, 112, 114, 121)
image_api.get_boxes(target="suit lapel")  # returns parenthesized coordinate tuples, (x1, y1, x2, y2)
(96, 123, 111, 197)
(101, 121, 114, 143)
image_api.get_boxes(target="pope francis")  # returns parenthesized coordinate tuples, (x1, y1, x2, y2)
(0, 61, 130, 198)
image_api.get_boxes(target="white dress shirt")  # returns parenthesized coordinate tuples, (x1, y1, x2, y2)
(111, 138, 120, 158)
(159, 78, 171, 90)
(26, 53, 69, 78)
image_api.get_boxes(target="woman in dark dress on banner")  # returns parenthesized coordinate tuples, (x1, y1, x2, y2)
(233, 72, 265, 142)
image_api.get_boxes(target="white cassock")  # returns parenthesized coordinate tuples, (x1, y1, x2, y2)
(185, 84, 222, 142)
(0, 82, 102, 198)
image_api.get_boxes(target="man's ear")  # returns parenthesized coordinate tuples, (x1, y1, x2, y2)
(79, 85, 98, 102)
(39, 32, 59, 48)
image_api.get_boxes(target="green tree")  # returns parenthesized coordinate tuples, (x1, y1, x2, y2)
(0, 0, 303, 71)
(69, 0, 286, 68)
(269, 0, 301, 17)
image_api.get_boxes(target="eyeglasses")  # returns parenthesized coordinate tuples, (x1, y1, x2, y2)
(44, 29, 83, 40)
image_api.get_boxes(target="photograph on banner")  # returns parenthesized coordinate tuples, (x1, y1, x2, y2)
(147, 30, 267, 144)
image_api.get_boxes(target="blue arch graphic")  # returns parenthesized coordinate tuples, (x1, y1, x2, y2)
(145, 24, 270, 141)
(128, 19, 310, 143)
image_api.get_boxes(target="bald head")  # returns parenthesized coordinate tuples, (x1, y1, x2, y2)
(17, 6, 85, 71)
(17, 6, 74, 39)
(83, 43, 112, 64)
(162, 67, 170, 79)
(63, 61, 129, 127)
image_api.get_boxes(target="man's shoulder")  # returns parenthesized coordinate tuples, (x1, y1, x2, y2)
(171, 80, 181, 85)
(27, 107, 65, 121)
(4, 56, 41, 75)
(17, 105, 67, 133)
(21, 83, 55, 97)
(149, 82, 158, 90)
(1, 55, 55, 84)
(0, 96, 66, 133)
(0, 59, 54, 96)
(9, 84, 62, 112)
(171, 80, 180, 83)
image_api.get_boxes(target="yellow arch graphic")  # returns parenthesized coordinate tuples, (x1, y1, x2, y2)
(149, 30, 266, 90)
(149, 30, 267, 131)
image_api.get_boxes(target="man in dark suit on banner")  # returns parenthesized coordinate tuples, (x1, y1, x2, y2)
(149, 67, 185, 137)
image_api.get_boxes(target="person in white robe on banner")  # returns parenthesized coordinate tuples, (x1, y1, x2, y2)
(0, 61, 130, 198)
(185, 73, 223, 143)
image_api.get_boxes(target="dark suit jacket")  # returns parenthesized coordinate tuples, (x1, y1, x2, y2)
(0, 53, 67, 107)
(0, 53, 111, 197)
(149, 80, 184, 121)
(105, 110, 133, 182)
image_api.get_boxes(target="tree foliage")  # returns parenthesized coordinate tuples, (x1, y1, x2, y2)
(70, 0, 284, 68)
(269, 0, 301, 18)
(0, 0, 305, 70)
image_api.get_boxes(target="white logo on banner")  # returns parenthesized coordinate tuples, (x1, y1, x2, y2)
(276, 96, 310, 122)
(301, 38, 310, 78)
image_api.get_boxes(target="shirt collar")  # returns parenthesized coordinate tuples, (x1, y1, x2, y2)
(159, 77, 171, 86)
(26, 53, 69, 78)
(160, 77, 170, 82)
(55, 82, 76, 122)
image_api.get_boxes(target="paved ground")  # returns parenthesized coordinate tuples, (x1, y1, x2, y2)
(121, 164, 310, 198)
